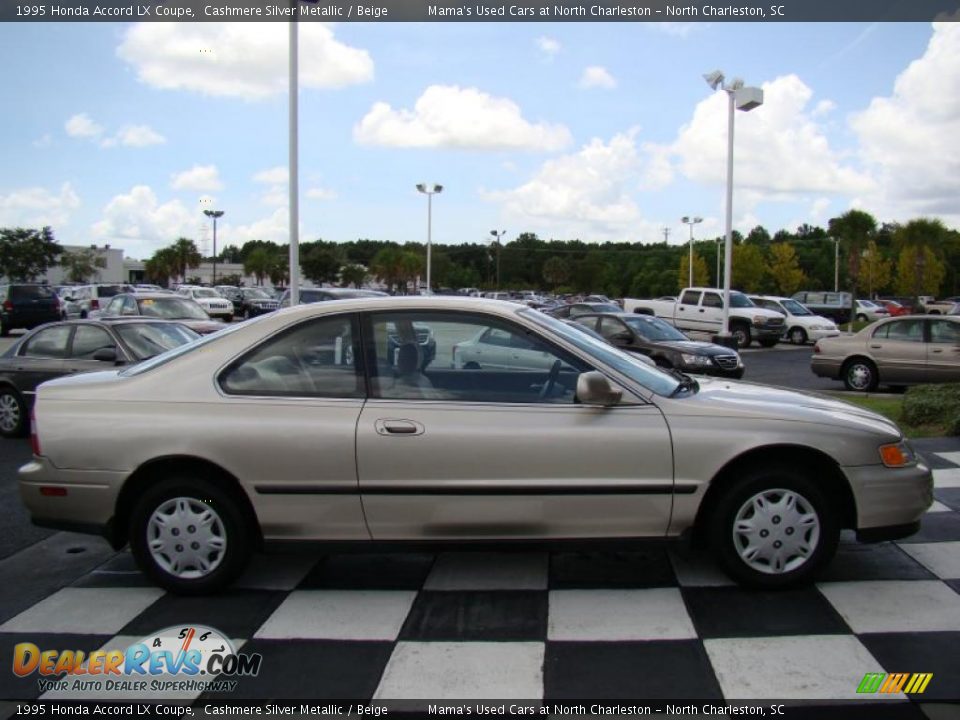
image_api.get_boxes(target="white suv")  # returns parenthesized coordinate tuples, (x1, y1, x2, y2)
(748, 295, 839, 345)
(176, 286, 234, 321)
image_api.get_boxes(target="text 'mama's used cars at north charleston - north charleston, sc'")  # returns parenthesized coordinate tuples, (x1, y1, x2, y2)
(19, 298, 931, 594)
(811, 315, 960, 391)
(0, 319, 199, 438)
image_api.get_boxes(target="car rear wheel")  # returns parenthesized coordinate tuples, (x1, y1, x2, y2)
(129, 477, 251, 595)
(731, 324, 751, 349)
(842, 358, 878, 392)
(789, 327, 807, 345)
(0, 388, 27, 438)
(710, 467, 839, 588)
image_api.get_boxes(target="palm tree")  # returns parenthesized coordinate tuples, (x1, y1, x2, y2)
(170, 238, 201, 282)
(244, 247, 275, 286)
(371, 247, 404, 293)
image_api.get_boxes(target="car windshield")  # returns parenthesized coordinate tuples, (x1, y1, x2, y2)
(136, 297, 209, 320)
(520, 309, 679, 397)
(859, 299, 878, 308)
(243, 288, 272, 299)
(194, 289, 221, 298)
(114, 322, 200, 360)
(624, 316, 688, 342)
(730, 293, 755, 308)
(780, 299, 813, 316)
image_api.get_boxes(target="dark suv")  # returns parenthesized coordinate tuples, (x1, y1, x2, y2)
(0, 284, 61, 336)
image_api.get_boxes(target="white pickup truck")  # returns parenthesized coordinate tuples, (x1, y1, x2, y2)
(623, 287, 786, 349)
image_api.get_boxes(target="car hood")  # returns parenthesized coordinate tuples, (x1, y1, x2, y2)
(657, 340, 736, 356)
(662, 376, 901, 437)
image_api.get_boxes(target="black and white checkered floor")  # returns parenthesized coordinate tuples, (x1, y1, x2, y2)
(1, 451, 959, 714)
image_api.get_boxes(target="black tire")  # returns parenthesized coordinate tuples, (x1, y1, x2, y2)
(128, 476, 252, 595)
(0, 322, 9, 338)
(731, 323, 752, 349)
(224, 314, 233, 323)
(759, 337, 779, 348)
(244, 308, 251, 320)
(80, 310, 88, 319)
(842, 358, 878, 392)
(709, 465, 839, 589)
(789, 327, 807, 345)
(856, 313, 868, 322)
(0, 387, 27, 438)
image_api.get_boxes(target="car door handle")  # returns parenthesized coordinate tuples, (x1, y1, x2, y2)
(375, 419, 424, 436)
(698, 309, 705, 313)
(870, 345, 882, 349)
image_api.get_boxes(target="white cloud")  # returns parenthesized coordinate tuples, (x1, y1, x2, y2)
(648, 74, 873, 198)
(354, 85, 572, 151)
(253, 167, 288, 184)
(306, 187, 337, 201)
(114, 125, 166, 147)
(90, 185, 199, 258)
(536, 36, 561, 57)
(579, 66, 617, 90)
(65, 113, 104, 139)
(0, 183, 80, 228)
(231, 208, 289, 245)
(170, 165, 223, 192)
(482, 130, 659, 241)
(117, 23, 373, 101)
(33, 134, 52, 149)
(851, 22, 960, 221)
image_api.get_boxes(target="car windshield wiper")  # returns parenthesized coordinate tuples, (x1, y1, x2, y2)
(668, 368, 699, 396)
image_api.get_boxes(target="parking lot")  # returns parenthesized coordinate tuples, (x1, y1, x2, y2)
(0, 331, 958, 713)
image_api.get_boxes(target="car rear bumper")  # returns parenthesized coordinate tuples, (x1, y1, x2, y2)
(811, 356, 843, 379)
(844, 460, 933, 532)
(19, 456, 123, 543)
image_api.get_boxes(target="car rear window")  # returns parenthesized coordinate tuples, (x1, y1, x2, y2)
(11, 285, 54, 300)
(98, 285, 131, 297)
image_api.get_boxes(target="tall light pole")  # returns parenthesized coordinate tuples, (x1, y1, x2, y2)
(490, 229, 506, 291)
(681, 216, 703, 287)
(416, 183, 443, 294)
(715, 237, 722, 288)
(288, 17, 300, 304)
(203, 209, 224, 285)
(832, 237, 840, 292)
(703, 70, 763, 344)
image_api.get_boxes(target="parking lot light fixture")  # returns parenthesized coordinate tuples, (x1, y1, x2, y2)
(702, 70, 763, 345)
(203, 210, 224, 285)
(490, 229, 506, 291)
(681, 216, 703, 287)
(416, 184, 443, 294)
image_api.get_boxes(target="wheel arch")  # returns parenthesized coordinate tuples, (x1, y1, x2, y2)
(692, 444, 857, 542)
(113, 455, 262, 550)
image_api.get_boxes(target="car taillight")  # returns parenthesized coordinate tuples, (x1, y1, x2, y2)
(30, 409, 41, 456)
(813, 342, 821, 354)
(2, 299, 11, 312)
(90, 298, 99, 310)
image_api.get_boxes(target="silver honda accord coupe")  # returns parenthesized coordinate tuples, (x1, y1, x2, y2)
(19, 297, 932, 594)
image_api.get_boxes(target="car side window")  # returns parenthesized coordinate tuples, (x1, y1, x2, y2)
(598, 317, 628, 340)
(219, 315, 362, 398)
(104, 297, 123, 315)
(929, 319, 960, 344)
(71, 326, 116, 359)
(21, 326, 72, 358)
(366, 312, 590, 404)
(702, 292, 723, 308)
(680, 290, 700, 306)
(875, 319, 924, 342)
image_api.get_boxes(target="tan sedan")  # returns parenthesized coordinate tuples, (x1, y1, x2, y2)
(19, 297, 931, 594)
(811, 315, 960, 391)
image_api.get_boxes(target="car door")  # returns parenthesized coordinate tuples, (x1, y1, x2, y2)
(64, 324, 128, 374)
(13, 325, 73, 398)
(676, 290, 702, 329)
(215, 313, 369, 540)
(698, 291, 725, 334)
(356, 310, 675, 540)
(927, 318, 960, 382)
(868, 319, 927, 383)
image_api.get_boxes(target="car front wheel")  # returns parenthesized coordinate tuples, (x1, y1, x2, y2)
(711, 467, 839, 588)
(0, 388, 27, 438)
(731, 324, 751, 349)
(843, 358, 878, 392)
(789, 327, 807, 345)
(129, 477, 251, 594)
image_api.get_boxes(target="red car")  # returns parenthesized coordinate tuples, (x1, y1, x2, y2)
(877, 299, 909, 316)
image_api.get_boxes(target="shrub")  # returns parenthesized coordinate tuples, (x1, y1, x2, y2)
(903, 384, 960, 434)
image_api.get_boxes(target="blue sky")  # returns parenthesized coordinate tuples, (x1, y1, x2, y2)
(1, 21, 956, 261)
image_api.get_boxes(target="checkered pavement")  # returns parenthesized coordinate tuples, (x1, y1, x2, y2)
(1, 451, 959, 714)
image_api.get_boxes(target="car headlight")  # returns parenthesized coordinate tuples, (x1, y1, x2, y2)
(680, 353, 713, 367)
(879, 440, 917, 468)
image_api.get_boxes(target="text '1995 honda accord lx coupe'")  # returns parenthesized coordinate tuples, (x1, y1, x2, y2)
(19, 297, 932, 594)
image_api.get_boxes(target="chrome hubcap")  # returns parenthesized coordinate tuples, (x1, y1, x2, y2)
(0, 394, 21, 433)
(848, 364, 872, 390)
(146, 497, 226, 579)
(732, 489, 820, 574)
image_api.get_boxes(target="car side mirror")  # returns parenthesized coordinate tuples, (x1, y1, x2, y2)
(576, 371, 623, 407)
(92, 347, 118, 363)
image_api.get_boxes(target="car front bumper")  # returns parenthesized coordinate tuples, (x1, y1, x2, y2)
(844, 460, 933, 534)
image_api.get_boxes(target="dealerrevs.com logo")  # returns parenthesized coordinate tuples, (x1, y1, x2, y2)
(13, 625, 262, 694)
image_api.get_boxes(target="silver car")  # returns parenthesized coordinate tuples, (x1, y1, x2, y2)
(19, 297, 931, 594)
